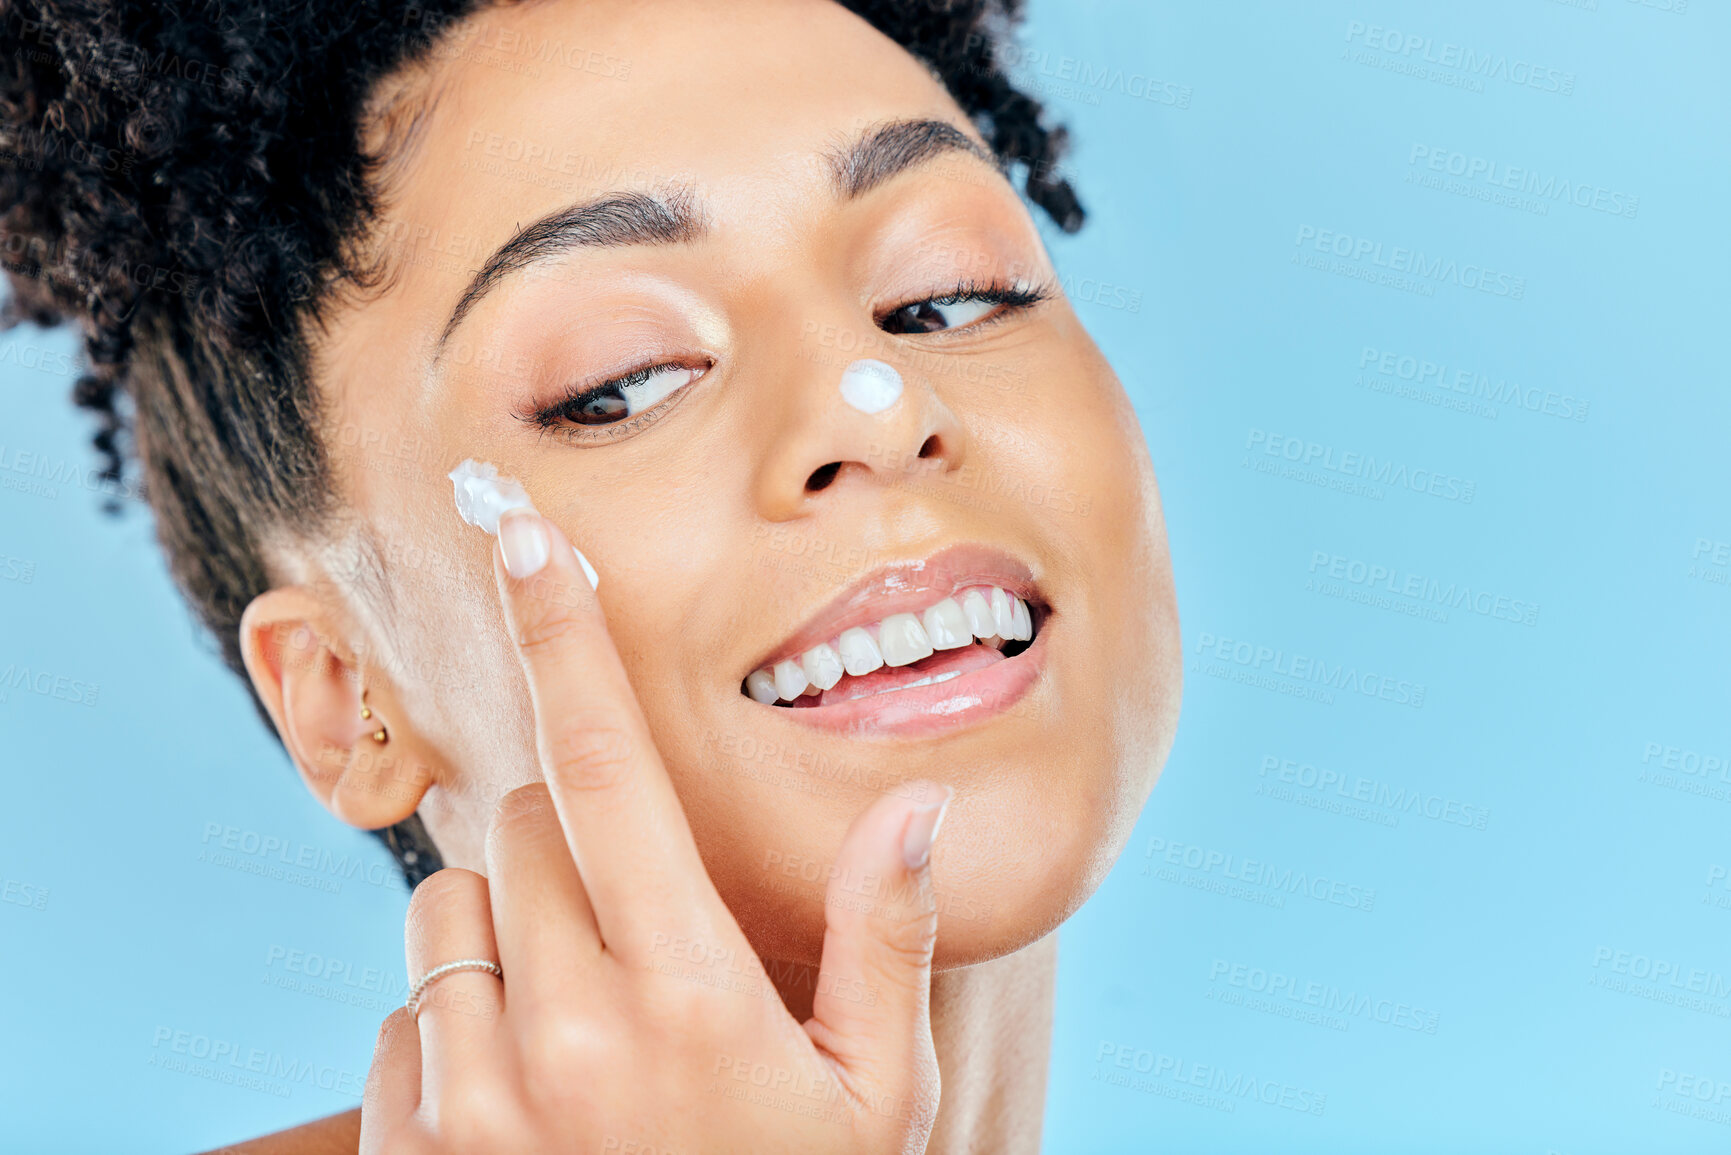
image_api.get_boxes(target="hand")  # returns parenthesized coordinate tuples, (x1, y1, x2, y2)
(360, 509, 953, 1154)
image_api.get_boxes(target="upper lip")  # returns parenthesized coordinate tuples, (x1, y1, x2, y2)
(745, 542, 1046, 674)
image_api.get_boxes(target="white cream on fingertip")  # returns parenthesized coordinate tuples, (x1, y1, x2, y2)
(838, 358, 903, 414)
(447, 458, 599, 590)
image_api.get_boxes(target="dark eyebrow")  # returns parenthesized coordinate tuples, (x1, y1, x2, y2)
(435, 120, 992, 351)
(435, 188, 703, 351)
(829, 118, 996, 200)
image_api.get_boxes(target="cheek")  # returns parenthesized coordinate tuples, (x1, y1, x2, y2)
(1008, 346, 1178, 771)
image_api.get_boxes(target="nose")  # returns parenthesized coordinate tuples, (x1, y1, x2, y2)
(751, 325, 972, 522)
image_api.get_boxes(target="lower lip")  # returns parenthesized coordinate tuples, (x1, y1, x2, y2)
(761, 628, 1048, 737)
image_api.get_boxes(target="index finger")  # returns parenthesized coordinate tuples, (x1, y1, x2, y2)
(491, 506, 729, 959)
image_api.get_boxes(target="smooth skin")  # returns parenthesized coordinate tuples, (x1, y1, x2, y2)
(219, 0, 1181, 1149)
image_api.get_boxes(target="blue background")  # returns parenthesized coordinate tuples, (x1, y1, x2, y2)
(2, 0, 1727, 1150)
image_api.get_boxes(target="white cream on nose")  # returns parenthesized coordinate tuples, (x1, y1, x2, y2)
(838, 358, 904, 414)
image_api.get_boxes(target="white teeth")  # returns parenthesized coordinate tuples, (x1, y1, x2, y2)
(922, 598, 972, 650)
(960, 588, 997, 640)
(773, 659, 808, 702)
(746, 584, 1039, 703)
(878, 613, 935, 667)
(745, 669, 780, 704)
(990, 587, 1017, 639)
(837, 627, 885, 676)
(801, 642, 846, 691)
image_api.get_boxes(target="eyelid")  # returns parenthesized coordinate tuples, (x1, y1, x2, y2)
(874, 277, 1054, 333)
(525, 356, 711, 439)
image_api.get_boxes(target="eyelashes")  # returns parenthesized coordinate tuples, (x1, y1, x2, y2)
(874, 277, 1051, 335)
(524, 359, 710, 438)
(527, 275, 1051, 439)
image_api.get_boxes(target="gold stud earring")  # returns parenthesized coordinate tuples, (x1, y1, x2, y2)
(361, 690, 387, 744)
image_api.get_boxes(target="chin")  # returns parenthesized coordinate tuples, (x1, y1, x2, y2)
(691, 567, 1178, 973)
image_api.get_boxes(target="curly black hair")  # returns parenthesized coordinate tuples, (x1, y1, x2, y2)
(0, 0, 1084, 888)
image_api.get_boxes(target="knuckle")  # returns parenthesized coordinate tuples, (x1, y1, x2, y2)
(546, 722, 637, 795)
(874, 905, 940, 972)
(639, 966, 711, 1021)
(435, 1077, 522, 1147)
(514, 599, 588, 658)
(487, 783, 558, 842)
(408, 867, 488, 916)
(520, 1010, 603, 1080)
(363, 1124, 433, 1155)
(373, 1007, 415, 1056)
(405, 867, 489, 937)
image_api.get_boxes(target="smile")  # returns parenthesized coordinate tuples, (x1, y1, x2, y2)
(740, 545, 1048, 732)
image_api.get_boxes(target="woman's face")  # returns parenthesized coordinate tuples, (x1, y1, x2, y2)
(307, 0, 1180, 969)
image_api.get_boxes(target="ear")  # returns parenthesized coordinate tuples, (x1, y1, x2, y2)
(238, 586, 436, 830)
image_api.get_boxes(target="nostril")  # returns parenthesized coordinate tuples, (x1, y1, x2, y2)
(806, 462, 841, 492)
(917, 435, 939, 459)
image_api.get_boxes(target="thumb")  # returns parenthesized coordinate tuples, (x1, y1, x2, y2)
(804, 782, 952, 1115)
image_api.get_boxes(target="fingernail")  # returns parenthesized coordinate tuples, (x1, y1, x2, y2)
(499, 510, 551, 578)
(451, 458, 601, 589)
(901, 785, 954, 870)
(572, 544, 600, 591)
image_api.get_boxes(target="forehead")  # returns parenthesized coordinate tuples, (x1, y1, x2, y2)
(324, 0, 992, 387)
(388, 0, 976, 235)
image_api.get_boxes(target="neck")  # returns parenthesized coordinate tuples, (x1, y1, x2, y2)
(770, 933, 1057, 1154)
(926, 933, 1057, 1155)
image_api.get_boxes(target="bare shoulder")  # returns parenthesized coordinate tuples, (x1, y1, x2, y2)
(194, 1108, 361, 1155)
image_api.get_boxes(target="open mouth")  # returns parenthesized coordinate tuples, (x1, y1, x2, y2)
(741, 573, 1045, 711)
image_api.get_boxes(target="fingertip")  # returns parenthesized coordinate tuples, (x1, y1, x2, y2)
(899, 783, 954, 872)
(495, 507, 550, 580)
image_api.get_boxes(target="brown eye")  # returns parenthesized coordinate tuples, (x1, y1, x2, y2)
(880, 296, 999, 336)
(554, 365, 703, 427)
(568, 384, 629, 424)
